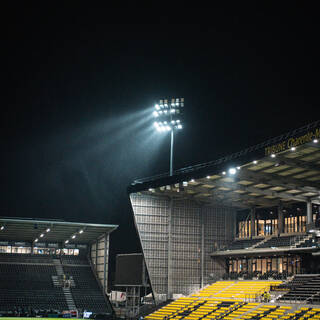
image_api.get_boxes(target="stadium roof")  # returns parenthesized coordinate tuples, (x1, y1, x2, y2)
(129, 120, 320, 209)
(0, 217, 118, 244)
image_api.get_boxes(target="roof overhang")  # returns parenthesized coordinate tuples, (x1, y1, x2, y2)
(129, 121, 320, 209)
(0, 217, 118, 244)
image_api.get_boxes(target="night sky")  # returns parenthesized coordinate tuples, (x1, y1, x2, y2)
(1, 4, 320, 281)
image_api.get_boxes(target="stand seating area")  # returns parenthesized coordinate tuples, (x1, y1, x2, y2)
(146, 280, 320, 320)
(0, 262, 67, 311)
(255, 235, 297, 248)
(278, 274, 320, 303)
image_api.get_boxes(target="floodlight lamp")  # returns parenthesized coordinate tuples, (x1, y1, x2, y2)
(40, 233, 44, 238)
(171, 120, 175, 124)
(236, 166, 241, 170)
(155, 104, 160, 110)
(0, 226, 4, 230)
(253, 160, 258, 164)
(46, 228, 50, 232)
(65, 240, 69, 244)
(314, 139, 319, 143)
(177, 124, 182, 129)
(35, 238, 38, 242)
(153, 111, 159, 117)
(222, 171, 226, 175)
(291, 147, 296, 151)
(176, 119, 180, 123)
(271, 154, 276, 158)
(229, 168, 237, 175)
(164, 110, 168, 114)
(190, 179, 195, 182)
(72, 235, 76, 239)
(171, 103, 175, 107)
(79, 229, 83, 234)
(164, 121, 167, 124)
(206, 176, 210, 179)
(170, 109, 175, 113)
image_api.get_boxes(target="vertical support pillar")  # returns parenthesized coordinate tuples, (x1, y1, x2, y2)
(307, 201, 313, 226)
(200, 208, 205, 288)
(167, 198, 173, 299)
(95, 240, 98, 271)
(250, 207, 256, 238)
(278, 202, 284, 235)
(103, 234, 107, 293)
(233, 211, 238, 238)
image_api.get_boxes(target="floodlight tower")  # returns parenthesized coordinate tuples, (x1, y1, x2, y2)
(153, 98, 184, 176)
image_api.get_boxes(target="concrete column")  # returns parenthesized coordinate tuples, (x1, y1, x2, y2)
(307, 201, 313, 225)
(250, 207, 256, 238)
(278, 202, 284, 234)
(167, 198, 173, 299)
(200, 209, 205, 288)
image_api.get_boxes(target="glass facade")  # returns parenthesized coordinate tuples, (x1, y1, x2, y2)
(228, 255, 301, 275)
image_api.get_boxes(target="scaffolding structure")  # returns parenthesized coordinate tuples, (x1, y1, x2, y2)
(130, 194, 236, 303)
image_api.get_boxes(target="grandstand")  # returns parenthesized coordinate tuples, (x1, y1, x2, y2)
(0, 218, 118, 317)
(128, 120, 320, 318)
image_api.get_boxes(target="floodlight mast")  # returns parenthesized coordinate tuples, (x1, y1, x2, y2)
(153, 98, 184, 176)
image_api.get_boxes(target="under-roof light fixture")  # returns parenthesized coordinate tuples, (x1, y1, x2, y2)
(72, 235, 76, 239)
(228, 168, 237, 175)
(79, 229, 84, 234)
(206, 176, 210, 179)
(253, 160, 258, 164)
(271, 154, 276, 158)
(34, 238, 38, 243)
(222, 171, 226, 175)
(153, 98, 184, 176)
(314, 139, 318, 143)
(236, 166, 241, 170)
(40, 233, 44, 238)
(190, 179, 195, 183)
(290, 147, 296, 151)
(46, 228, 50, 232)
(0, 226, 4, 231)
(65, 240, 69, 244)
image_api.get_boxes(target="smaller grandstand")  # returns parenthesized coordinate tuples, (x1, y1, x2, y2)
(0, 217, 118, 317)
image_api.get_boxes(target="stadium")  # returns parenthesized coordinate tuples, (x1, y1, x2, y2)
(127, 120, 320, 319)
(1, 120, 320, 320)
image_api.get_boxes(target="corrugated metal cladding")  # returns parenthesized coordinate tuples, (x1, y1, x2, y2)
(130, 193, 235, 303)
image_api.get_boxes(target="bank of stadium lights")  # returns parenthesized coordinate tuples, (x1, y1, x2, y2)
(153, 98, 184, 176)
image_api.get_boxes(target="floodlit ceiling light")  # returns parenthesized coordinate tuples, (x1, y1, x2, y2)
(72, 235, 76, 239)
(40, 233, 44, 238)
(79, 230, 83, 234)
(222, 171, 226, 175)
(153, 111, 159, 117)
(0, 226, 4, 230)
(177, 124, 182, 129)
(271, 154, 276, 158)
(314, 139, 319, 143)
(170, 109, 175, 113)
(291, 147, 296, 151)
(229, 168, 237, 175)
(176, 119, 180, 123)
(34, 238, 38, 242)
(65, 240, 69, 244)
(236, 166, 241, 170)
(171, 103, 175, 107)
(182, 181, 188, 187)
(155, 104, 160, 110)
(253, 160, 258, 164)
(190, 179, 195, 182)
(46, 228, 50, 232)
(206, 176, 210, 179)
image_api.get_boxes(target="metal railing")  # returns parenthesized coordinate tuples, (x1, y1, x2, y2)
(132, 120, 320, 185)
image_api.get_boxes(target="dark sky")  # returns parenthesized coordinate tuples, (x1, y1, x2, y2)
(1, 4, 320, 278)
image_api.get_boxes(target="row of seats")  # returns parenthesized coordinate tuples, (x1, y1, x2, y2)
(278, 274, 320, 303)
(256, 235, 297, 249)
(223, 239, 262, 251)
(147, 296, 320, 319)
(192, 280, 282, 300)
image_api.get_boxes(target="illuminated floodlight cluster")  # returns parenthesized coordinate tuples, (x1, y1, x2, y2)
(153, 98, 184, 132)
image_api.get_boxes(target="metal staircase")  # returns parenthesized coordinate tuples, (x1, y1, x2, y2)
(53, 258, 77, 310)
